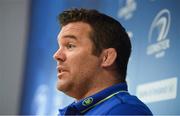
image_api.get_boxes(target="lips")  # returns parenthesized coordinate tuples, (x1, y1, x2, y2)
(57, 67, 64, 73)
(56, 66, 68, 77)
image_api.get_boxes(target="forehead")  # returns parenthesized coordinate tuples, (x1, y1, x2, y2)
(58, 22, 92, 40)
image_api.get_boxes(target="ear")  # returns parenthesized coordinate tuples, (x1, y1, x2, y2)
(101, 48, 117, 68)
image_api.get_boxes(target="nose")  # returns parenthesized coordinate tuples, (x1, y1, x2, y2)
(53, 48, 66, 62)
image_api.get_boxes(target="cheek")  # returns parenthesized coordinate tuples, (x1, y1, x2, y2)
(66, 50, 100, 75)
(76, 55, 99, 75)
(69, 55, 89, 71)
(67, 51, 89, 66)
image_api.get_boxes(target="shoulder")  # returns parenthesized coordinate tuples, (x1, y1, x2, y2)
(90, 92, 153, 115)
(106, 92, 153, 115)
(86, 91, 152, 115)
(106, 102, 152, 115)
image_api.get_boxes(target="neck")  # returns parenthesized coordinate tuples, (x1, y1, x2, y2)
(77, 82, 118, 101)
(75, 72, 120, 101)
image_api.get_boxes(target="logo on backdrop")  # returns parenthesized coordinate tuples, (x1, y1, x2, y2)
(147, 9, 171, 58)
(117, 0, 137, 20)
(136, 77, 177, 103)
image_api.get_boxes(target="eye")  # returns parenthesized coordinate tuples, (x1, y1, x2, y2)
(66, 43, 76, 50)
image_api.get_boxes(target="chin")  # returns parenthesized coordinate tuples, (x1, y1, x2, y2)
(56, 79, 69, 92)
(56, 81, 64, 91)
(56, 79, 63, 90)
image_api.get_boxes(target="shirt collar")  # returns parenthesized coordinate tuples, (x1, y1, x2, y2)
(59, 82, 128, 115)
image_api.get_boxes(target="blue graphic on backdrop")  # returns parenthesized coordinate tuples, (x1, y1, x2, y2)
(147, 9, 171, 58)
(20, 0, 180, 115)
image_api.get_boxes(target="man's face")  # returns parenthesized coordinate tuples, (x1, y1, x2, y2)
(53, 22, 101, 99)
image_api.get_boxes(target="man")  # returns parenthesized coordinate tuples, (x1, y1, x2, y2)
(53, 8, 152, 115)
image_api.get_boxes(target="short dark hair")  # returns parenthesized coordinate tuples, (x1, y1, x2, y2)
(58, 8, 131, 82)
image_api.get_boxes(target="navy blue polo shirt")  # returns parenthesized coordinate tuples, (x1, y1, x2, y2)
(58, 83, 152, 115)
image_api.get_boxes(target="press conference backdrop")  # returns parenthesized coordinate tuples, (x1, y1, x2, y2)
(20, 0, 180, 115)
